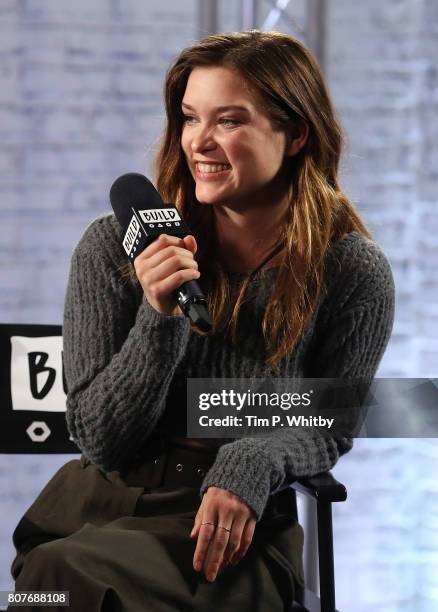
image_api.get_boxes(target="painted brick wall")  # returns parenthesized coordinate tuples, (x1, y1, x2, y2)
(0, 0, 199, 591)
(327, 1, 438, 610)
(0, 0, 197, 324)
(0, 1, 437, 610)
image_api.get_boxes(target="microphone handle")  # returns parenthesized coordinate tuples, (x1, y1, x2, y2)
(116, 205, 212, 331)
(174, 280, 212, 333)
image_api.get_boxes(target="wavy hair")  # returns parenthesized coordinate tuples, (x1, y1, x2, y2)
(120, 30, 372, 368)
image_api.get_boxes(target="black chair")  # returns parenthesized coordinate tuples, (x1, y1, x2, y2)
(290, 472, 346, 612)
(0, 323, 347, 612)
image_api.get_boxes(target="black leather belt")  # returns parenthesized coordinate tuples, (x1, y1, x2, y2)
(122, 437, 218, 489)
(119, 436, 299, 525)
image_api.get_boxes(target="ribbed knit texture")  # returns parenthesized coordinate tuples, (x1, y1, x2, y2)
(63, 213, 395, 521)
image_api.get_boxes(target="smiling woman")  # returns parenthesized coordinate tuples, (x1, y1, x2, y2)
(180, 65, 306, 219)
(178, 63, 309, 276)
(9, 30, 395, 612)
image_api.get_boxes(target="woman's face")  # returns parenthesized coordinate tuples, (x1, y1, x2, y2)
(180, 65, 290, 211)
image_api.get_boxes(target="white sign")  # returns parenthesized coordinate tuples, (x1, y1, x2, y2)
(123, 214, 141, 256)
(138, 207, 182, 224)
(10, 335, 66, 412)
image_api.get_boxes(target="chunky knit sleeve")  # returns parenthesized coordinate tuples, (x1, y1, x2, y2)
(199, 236, 396, 521)
(63, 216, 191, 471)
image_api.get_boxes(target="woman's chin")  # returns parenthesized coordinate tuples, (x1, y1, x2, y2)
(195, 188, 227, 205)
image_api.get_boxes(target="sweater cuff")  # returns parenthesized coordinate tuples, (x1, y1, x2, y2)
(199, 438, 281, 522)
(138, 295, 191, 329)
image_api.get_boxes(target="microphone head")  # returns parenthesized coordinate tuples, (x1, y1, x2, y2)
(109, 171, 191, 261)
(110, 173, 164, 229)
(109, 172, 211, 330)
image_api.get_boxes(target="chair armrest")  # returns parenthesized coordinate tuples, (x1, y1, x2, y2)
(290, 471, 347, 503)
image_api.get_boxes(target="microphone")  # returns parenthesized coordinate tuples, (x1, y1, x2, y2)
(110, 172, 212, 332)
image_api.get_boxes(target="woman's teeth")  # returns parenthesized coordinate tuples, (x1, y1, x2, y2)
(197, 163, 231, 173)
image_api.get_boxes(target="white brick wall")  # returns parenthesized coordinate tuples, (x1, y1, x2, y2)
(0, 1, 437, 610)
(0, 0, 198, 324)
(330, 0, 438, 382)
(0, 0, 199, 592)
(327, 1, 438, 610)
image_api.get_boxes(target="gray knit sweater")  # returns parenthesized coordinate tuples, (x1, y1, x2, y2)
(63, 213, 395, 521)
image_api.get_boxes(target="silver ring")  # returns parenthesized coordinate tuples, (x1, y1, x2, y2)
(201, 521, 217, 527)
(217, 524, 232, 533)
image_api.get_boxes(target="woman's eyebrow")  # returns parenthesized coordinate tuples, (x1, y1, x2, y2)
(181, 102, 250, 113)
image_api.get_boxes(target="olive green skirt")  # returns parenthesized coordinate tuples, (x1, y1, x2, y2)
(10, 456, 304, 612)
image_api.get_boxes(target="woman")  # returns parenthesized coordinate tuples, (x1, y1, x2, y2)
(10, 30, 395, 611)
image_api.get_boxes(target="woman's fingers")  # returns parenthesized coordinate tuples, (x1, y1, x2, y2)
(191, 487, 258, 582)
(220, 515, 246, 567)
(146, 254, 198, 285)
(191, 492, 234, 581)
(139, 233, 196, 260)
(182, 233, 197, 255)
(193, 520, 218, 575)
(133, 234, 200, 315)
(144, 245, 197, 272)
(229, 519, 256, 566)
(143, 233, 197, 259)
(190, 507, 202, 539)
(202, 520, 234, 581)
(148, 267, 200, 302)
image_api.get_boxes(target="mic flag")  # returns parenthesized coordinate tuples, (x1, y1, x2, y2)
(110, 172, 212, 332)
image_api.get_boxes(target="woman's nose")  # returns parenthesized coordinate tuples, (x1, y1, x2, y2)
(190, 125, 216, 153)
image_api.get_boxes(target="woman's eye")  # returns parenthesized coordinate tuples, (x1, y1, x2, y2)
(182, 115, 240, 127)
(219, 118, 240, 127)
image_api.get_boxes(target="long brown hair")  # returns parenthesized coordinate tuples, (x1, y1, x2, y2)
(120, 30, 372, 368)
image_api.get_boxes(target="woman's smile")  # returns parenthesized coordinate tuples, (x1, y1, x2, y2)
(195, 162, 232, 180)
(181, 66, 289, 209)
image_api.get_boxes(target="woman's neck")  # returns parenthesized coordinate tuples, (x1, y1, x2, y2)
(213, 200, 288, 274)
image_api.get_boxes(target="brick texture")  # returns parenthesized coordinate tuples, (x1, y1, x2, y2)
(0, 1, 437, 609)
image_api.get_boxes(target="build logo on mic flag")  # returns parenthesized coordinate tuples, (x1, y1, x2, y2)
(123, 208, 183, 259)
(138, 207, 182, 225)
(123, 214, 142, 258)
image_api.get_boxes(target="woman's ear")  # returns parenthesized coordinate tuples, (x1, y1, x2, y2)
(286, 119, 309, 157)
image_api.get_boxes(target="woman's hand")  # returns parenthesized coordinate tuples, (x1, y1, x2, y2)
(190, 486, 257, 582)
(134, 234, 199, 315)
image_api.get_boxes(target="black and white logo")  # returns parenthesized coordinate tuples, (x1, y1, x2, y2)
(138, 208, 182, 225)
(123, 214, 142, 257)
(10, 335, 66, 412)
